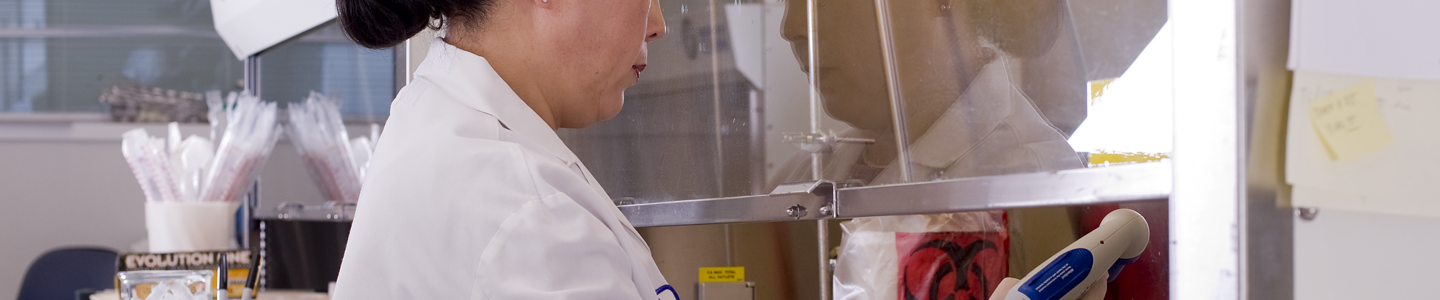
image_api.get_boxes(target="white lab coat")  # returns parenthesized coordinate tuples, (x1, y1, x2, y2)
(332, 38, 677, 300)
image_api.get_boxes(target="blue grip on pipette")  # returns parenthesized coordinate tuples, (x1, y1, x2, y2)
(1017, 248, 1093, 300)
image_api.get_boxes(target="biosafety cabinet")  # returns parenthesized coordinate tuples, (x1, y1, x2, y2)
(256, 0, 1295, 298)
(546, 0, 1291, 298)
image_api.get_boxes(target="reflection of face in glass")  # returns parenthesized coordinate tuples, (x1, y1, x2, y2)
(779, 0, 1065, 134)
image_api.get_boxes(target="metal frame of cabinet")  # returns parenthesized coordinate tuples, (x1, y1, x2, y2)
(618, 162, 1172, 228)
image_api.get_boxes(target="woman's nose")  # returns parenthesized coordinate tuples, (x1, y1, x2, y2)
(645, 0, 667, 42)
(780, 0, 807, 43)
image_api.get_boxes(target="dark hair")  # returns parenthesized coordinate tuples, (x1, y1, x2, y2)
(336, 0, 493, 49)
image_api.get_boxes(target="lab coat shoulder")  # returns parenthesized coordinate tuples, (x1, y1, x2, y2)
(336, 79, 560, 300)
(338, 73, 658, 300)
(338, 39, 673, 300)
(466, 127, 652, 300)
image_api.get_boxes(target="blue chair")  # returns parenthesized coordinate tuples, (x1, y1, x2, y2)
(17, 247, 118, 300)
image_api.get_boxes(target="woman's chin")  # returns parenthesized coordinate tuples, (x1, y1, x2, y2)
(825, 101, 893, 131)
(579, 96, 626, 128)
(600, 100, 625, 123)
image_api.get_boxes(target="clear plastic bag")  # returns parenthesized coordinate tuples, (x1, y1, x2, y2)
(833, 211, 1009, 300)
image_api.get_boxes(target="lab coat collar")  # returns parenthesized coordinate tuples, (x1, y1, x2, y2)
(417, 37, 583, 165)
(869, 55, 1025, 184)
(906, 55, 1019, 169)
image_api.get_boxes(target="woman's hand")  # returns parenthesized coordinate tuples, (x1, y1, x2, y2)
(988, 273, 1108, 300)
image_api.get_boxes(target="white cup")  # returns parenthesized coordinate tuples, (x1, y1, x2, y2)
(145, 201, 240, 253)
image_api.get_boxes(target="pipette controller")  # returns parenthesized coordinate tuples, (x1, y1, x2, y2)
(1004, 208, 1149, 300)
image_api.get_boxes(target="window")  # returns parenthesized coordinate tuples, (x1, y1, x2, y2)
(0, 0, 395, 120)
(259, 22, 394, 122)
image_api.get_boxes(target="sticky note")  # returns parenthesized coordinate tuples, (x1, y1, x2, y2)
(1307, 80, 1394, 160)
(698, 267, 745, 283)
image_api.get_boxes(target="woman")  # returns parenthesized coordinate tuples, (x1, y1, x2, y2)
(329, 0, 675, 298)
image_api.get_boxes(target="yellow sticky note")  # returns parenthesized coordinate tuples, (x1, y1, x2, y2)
(1307, 80, 1394, 160)
(698, 267, 745, 283)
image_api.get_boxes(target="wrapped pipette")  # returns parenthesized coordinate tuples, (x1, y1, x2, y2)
(118, 93, 279, 254)
(122, 128, 177, 202)
(197, 92, 281, 202)
(121, 92, 279, 203)
(286, 92, 372, 203)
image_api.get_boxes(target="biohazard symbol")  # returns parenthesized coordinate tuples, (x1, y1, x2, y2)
(900, 239, 1000, 300)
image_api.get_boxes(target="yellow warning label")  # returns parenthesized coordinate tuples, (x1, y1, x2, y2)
(698, 267, 745, 283)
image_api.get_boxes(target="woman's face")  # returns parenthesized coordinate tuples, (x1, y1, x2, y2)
(779, 0, 1060, 131)
(780, 0, 975, 131)
(545, 0, 666, 128)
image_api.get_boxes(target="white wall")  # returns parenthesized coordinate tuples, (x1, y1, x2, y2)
(1, 140, 146, 300)
(0, 119, 334, 300)
(1295, 209, 1440, 299)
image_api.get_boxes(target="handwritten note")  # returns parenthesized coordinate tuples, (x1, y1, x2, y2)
(1287, 71, 1440, 217)
(1307, 80, 1394, 160)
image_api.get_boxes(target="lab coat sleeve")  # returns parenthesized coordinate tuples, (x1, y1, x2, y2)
(472, 191, 647, 300)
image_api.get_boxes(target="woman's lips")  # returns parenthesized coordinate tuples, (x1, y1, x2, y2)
(633, 65, 647, 79)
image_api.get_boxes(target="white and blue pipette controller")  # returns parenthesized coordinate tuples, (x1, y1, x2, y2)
(1004, 208, 1149, 300)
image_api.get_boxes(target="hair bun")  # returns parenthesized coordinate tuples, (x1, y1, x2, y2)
(337, 0, 442, 49)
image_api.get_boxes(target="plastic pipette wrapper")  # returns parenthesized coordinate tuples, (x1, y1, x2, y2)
(124, 124, 221, 202)
(122, 129, 166, 202)
(205, 90, 225, 141)
(120, 93, 280, 252)
(122, 128, 187, 202)
(122, 92, 278, 203)
(198, 92, 281, 202)
(286, 92, 374, 203)
(171, 136, 215, 202)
